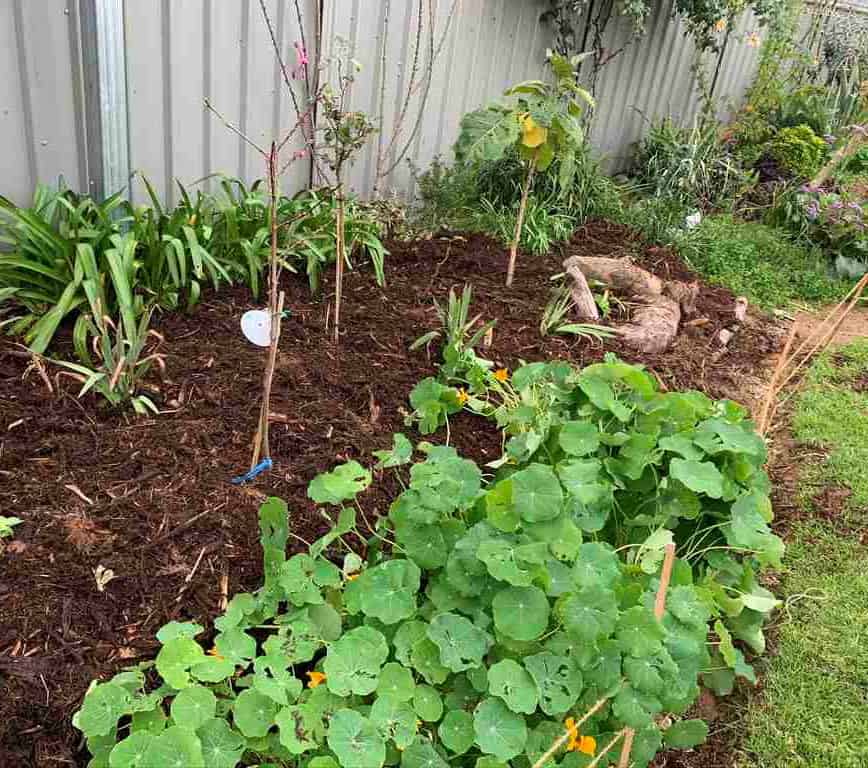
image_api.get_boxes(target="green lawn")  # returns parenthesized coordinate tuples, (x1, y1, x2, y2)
(742, 340, 868, 768)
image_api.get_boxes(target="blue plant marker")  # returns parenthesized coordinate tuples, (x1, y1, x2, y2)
(231, 457, 273, 485)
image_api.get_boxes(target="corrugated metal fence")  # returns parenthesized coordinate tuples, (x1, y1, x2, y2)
(1, 0, 789, 206)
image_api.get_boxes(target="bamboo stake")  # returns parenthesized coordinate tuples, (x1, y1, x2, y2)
(506, 152, 538, 287)
(757, 321, 797, 436)
(530, 697, 609, 768)
(587, 729, 628, 768)
(333, 182, 346, 345)
(775, 272, 868, 393)
(619, 542, 677, 768)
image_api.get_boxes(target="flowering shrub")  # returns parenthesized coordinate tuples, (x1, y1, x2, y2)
(794, 186, 867, 271)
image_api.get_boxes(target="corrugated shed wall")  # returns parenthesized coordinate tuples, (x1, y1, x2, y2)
(1, 0, 773, 205)
(319, 0, 551, 198)
(0, 0, 92, 206)
(123, 0, 316, 207)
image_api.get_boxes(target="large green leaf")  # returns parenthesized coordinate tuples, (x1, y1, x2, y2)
(141, 726, 204, 768)
(77, 684, 131, 738)
(327, 709, 386, 768)
(170, 685, 216, 731)
(324, 626, 389, 696)
(359, 560, 421, 625)
(308, 461, 371, 505)
(197, 719, 245, 768)
(427, 612, 493, 672)
(455, 107, 521, 164)
(512, 464, 563, 522)
(669, 458, 724, 499)
(370, 695, 418, 749)
(487, 659, 538, 714)
(557, 585, 618, 642)
(524, 653, 583, 716)
(663, 719, 709, 748)
(232, 689, 278, 738)
(439, 709, 475, 754)
(492, 586, 550, 641)
(473, 698, 527, 761)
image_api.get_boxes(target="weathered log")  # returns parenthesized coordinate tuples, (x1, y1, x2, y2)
(562, 255, 699, 354)
(563, 258, 600, 321)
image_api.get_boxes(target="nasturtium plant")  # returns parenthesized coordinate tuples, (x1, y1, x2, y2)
(74, 357, 781, 768)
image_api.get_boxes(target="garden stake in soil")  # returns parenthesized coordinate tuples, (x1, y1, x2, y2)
(619, 542, 677, 768)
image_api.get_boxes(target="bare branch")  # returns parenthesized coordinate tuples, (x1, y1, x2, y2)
(203, 99, 268, 157)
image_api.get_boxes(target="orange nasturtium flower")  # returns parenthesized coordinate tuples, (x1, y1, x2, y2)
(564, 718, 596, 756)
(306, 671, 327, 688)
(493, 368, 509, 383)
(206, 646, 225, 661)
(714, 18, 726, 32)
(345, 573, 359, 581)
(456, 388, 469, 406)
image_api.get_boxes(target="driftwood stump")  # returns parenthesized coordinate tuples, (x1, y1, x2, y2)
(563, 255, 699, 354)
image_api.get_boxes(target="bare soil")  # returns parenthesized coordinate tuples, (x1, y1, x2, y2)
(0, 221, 784, 766)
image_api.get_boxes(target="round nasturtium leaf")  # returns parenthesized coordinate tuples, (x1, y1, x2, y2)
(170, 685, 216, 731)
(275, 704, 321, 755)
(476, 539, 537, 587)
(492, 586, 550, 641)
(140, 726, 204, 768)
(615, 606, 665, 658)
(426, 612, 493, 672)
(524, 652, 583, 716)
(359, 560, 421, 625)
(324, 626, 389, 696)
(472, 698, 528, 761)
(466, 663, 489, 693)
(108, 732, 154, 768)
(370, 695, 418, 749)
(400, 738, 449, 768)
(77, 683, 132, 738)
(232, 688, 278, 738)
(393, 621, 428, 667)
(197, 718, 246, 768)
(556, 585, 618, 643)
(413, 684, 444, 722)
(558, 421, 600, 456)
(410, 637, 451, 685)
(511, 464, 564, 522)
(487, 659, 538, 715)
(439, 709, 475, 754)
(326, 709, 386, 768)
(398, 522, 449, 569)
(376, 662, 416, 701)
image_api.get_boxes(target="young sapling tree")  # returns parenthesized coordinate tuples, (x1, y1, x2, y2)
(455, 53, 594, 286)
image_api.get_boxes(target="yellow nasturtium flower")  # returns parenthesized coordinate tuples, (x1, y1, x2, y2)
(493, 368, 509, 383)
(306, 671, 327, 688)
(518, 112, 548, 149)
(456, 388, 469, 405)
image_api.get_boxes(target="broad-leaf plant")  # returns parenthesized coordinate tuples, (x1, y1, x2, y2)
(455, 53, 594, 286)
(75, 357, 780, 768)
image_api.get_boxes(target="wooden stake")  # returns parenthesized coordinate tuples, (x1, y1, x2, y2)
(333, 182, 345, 345)
(530, 697, 609, 768)
(506, 152, 537, 288)
(619, 542, 677, 768)
(757, 321, 797, 436)
(251, 141, 284, 470)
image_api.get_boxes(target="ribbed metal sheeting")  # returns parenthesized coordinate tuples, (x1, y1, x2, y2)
(0, 0, 777, 205)
(0, 0, 92, 206)
(123, 0, 316, 207)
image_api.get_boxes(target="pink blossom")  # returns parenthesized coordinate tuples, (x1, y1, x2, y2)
(292, 149, 306, 161)
(292, 42, 309, 80)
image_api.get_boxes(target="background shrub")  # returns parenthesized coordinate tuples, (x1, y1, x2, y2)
(766, 124, 827, 179)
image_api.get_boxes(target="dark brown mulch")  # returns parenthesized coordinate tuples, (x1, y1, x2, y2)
(0, 220, 782, 767)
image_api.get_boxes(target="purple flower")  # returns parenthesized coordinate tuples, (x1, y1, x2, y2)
(805, 202, 820, 220)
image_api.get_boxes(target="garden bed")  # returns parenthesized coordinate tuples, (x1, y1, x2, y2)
(0, 221, 782, 766)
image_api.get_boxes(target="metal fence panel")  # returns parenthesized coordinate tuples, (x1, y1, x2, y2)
(1, 0, 90, 206)
(1, 0, 791, 206)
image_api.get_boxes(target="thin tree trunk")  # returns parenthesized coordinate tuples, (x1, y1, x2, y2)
(251, 142, 282, 469)
(333, 181, 346, 344)
(506, 154, 537, 287)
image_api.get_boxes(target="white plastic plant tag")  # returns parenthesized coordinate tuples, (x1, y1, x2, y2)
(684, 211, 702, 229)
(241, 309, 272, 347)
